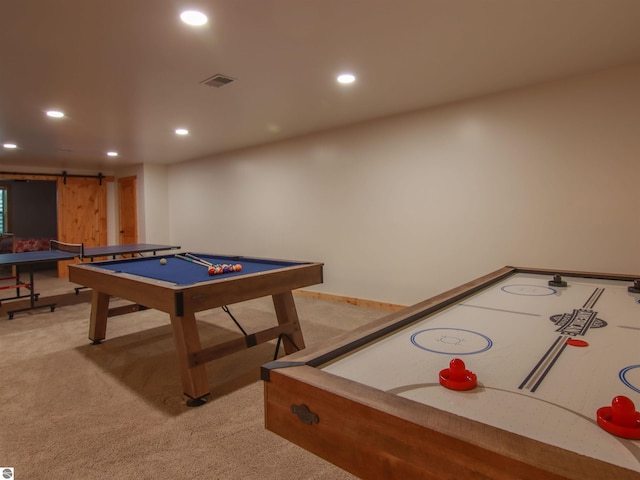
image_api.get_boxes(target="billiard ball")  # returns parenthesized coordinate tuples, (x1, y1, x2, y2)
(160, 258, 167, 265)
(208, 266, 216, 275)
(235, 263, 242, 272)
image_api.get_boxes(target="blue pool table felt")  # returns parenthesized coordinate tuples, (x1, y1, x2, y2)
(95, 254, 299, 285)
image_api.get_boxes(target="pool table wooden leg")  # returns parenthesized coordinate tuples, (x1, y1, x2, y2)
(89, 291, 110, 344)
(272, 291, 306, 354)
(169, 311, 210, 406)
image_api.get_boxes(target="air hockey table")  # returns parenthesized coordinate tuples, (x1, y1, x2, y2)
(261, 266, 640, 479)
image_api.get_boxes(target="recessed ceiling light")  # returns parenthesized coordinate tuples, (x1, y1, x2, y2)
(3, 143, 17, 149)
(337, 73, 356, 84)
(107, 151, 118, 157)
(175, 128, 189, 135)
(266, 123, 281, 134)
(46, 110, 65, 118)
(180, 10, 208, 26)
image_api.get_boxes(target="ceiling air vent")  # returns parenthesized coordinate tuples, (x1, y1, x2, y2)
(201, 74, 236, 88)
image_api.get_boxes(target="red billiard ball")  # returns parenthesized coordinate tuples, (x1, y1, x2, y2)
(208, 266, 216, 276)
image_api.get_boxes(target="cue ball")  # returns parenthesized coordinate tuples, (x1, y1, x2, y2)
(160, 258, 167, 265)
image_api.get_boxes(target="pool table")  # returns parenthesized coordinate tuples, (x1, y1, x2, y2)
(262, 266, 640, 479)
(68, 253, 323, 406)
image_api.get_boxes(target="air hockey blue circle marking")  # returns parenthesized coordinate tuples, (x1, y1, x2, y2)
(410, 328, 493, 355)
(501, 284, 557, 296)
(619, 365, 640, 394)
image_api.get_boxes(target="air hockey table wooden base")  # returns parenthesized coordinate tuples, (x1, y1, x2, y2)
(262, 267, 640, 479)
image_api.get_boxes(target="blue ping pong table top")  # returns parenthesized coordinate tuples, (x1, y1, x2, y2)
(0, 249, 76, 266)
(0, 243, 181, 266)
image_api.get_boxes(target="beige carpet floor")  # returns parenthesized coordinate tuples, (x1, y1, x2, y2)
(0, 270, 385, 479)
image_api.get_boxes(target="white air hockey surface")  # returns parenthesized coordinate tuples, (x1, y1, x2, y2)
(322, 273, 640, 473)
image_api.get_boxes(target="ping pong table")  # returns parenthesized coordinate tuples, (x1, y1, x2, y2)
(0, 242, 181, 318)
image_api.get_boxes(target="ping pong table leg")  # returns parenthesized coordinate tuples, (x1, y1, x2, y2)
(89, 291, 110, 344)
(7, 268, 53, 319)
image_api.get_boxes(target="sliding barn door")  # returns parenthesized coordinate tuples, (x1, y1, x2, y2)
(57, 177, 107, 277)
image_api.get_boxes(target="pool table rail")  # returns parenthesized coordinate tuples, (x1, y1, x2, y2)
(69, 257, 323, 317)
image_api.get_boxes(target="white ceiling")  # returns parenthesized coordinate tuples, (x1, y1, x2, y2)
(2, 0, 640, 171)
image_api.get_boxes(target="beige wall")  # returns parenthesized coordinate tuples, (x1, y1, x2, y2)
(167, 65, 640, 306)
(140, 163, 170, 244)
